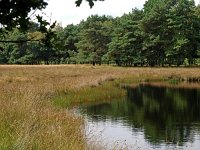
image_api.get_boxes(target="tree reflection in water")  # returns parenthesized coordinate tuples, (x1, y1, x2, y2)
(81, 83, 200, 146)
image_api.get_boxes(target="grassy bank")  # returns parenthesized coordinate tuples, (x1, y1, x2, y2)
(0, 65, 200, 149)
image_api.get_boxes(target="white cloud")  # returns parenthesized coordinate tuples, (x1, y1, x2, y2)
(43, 0, 147, 26)
(43, 0, 200, 27)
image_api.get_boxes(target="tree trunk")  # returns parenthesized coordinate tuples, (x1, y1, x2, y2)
(92, 61, 95, 66)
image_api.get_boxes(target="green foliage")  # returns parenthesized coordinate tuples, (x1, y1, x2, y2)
(1, 0, 200, 66)
(0, 0, 47, 31)
(140, 0, 200, 66)
(75, 0, 104, 8)
(54, 81, 126, 108)
(108, 9, 144, 66)
(76, 15, 113, 65)
(0, 0, 57, 53)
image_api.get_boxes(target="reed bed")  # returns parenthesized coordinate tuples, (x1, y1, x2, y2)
(0, 65, 200, 150)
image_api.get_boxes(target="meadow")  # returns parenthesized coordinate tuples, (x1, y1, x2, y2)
(0, 65, 200, 150)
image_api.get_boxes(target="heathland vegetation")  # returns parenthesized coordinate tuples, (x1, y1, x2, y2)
(0, 65, 200, 149)
(1, 0, 200, 66)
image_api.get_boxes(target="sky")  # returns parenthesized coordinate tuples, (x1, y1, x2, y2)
(43, 0, 200, 27)
(42, 0, 147, 26)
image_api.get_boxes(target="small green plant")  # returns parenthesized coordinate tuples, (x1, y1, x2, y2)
(54, 81, 126, 108)
(169, 79, 181, 85)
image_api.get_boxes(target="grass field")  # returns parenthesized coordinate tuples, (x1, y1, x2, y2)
(0, 65, 200, 150)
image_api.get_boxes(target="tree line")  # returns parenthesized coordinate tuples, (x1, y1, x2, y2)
(0, 0, 200, 66)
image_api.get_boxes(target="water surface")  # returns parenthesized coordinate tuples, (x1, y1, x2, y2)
(79, 83, 200, 149)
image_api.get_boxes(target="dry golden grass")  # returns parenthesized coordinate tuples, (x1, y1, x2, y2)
(0, 64, 200, 150)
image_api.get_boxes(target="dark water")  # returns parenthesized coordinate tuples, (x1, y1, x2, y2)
(80, 83, 200, 149)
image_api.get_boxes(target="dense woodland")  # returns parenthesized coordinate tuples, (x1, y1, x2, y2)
(0, 0, 200, 66)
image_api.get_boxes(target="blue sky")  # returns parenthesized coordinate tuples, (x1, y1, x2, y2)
(43, 0, 200, 27)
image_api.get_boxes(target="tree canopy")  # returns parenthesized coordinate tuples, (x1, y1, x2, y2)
(0, 0, 47, 31)
(0, 0, 103, 33)
(75, 0, 104, 8)
(0, 0, 200, 66)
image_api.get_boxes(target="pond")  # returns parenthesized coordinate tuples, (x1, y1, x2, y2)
(79, 82, 200, 149)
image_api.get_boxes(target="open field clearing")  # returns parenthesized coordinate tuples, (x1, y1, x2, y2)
(0, 65, 200, 149)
